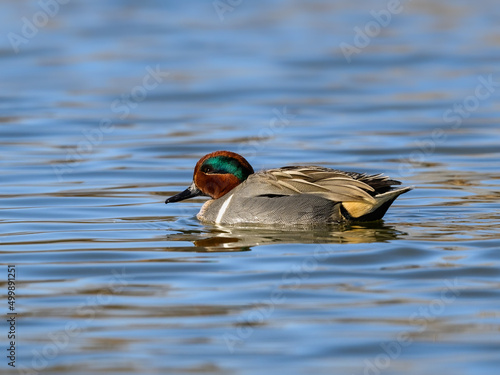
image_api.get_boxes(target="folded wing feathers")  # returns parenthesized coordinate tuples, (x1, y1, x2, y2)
(262, 167, 377, 203)
(321, 177, 375, 192)
(275, 180, 303, 194)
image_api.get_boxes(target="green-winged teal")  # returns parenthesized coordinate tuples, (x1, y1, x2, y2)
(165, 151, 412, 225)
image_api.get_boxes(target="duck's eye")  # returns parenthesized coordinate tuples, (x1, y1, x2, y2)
(202, 165, 213, 174)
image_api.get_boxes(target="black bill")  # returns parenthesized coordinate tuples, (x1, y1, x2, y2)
(165, 182, 202, 204)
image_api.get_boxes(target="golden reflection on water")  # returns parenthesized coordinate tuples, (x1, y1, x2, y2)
(166, 222, 405, 252)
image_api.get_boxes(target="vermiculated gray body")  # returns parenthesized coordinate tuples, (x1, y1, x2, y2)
(197, 166, 412, 225)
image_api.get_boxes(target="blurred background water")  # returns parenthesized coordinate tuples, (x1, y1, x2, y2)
(1, 1, 500, 374)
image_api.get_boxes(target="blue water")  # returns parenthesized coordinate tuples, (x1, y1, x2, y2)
(2, 1, 500, 374)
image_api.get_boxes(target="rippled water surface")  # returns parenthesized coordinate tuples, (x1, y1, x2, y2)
(2, 1, 500, 374)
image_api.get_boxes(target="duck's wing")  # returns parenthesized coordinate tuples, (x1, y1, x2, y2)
(243, 166, 379, 204)
(336, 170, 402, 194)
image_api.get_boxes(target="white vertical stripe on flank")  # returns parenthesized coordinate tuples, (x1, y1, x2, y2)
(215, 194, 234, 224)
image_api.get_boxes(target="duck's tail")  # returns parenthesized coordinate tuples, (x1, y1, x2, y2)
(340, 186, 413, 222)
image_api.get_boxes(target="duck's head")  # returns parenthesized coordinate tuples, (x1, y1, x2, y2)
(165, 151, 254, 204)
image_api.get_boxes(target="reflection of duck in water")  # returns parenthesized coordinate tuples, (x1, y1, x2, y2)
(166, 222, 405, 252)
(165, 151, 412, 225)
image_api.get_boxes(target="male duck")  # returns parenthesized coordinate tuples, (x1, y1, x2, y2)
(165, 151, 412, 225)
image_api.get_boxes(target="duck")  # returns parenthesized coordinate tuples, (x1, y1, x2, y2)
(165, 151, 412, 225)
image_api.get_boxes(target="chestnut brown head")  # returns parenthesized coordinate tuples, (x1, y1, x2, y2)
(165, 151, 254, 204)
